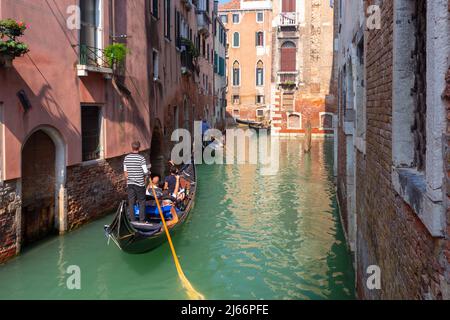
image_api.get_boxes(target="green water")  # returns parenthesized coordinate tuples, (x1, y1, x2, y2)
(0, 138, 354, 300)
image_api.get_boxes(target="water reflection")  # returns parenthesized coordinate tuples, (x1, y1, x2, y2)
(0, 138, 354, 300)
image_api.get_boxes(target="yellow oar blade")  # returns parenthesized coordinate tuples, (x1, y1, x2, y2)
(151, 184, 205, 300)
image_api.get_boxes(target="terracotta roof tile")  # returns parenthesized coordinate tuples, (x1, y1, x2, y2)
(219, 0, 241, 11)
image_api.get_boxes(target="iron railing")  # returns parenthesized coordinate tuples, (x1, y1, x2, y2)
(279, 12, 298, 27)
(78, 44, 110, 69)
(278, 71, 298, 85)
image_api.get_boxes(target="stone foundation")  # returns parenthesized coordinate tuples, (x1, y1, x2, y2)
(0, 181, 21, 264)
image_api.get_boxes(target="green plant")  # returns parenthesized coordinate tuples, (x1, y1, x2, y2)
(181, 37, 199, 58)
(104, 43, 128, 68)
(283, 80, 296, 86)
(0, 19, 29, 58)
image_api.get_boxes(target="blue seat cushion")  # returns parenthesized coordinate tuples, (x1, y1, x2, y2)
(134, 205, 173, 220)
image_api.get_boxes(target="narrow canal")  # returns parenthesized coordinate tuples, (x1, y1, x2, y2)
(0, 138, 354, 300)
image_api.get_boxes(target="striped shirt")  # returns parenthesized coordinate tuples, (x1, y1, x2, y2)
(124, 153, 149, 187)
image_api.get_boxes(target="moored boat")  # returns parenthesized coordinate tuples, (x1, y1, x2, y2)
(104, 163, 197, 254)
(235, 118, 260, 126)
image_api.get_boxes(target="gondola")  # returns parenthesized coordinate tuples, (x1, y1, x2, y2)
(235, 118, 260, 126)
(249, 122, 271, 133)
(104, 163, 197, 254)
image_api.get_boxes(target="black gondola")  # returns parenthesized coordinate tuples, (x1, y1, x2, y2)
(235, 118, 260, 126)
(249, 122, 271, 133)
(104, 163, 197, 254)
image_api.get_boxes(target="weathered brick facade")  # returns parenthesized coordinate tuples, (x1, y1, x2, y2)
(0, 181, 20, 264)
(66, 154, 139, 231)
(335, 0, 450, 299)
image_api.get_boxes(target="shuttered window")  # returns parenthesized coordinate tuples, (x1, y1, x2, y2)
(282, 0, 296, 12)
(281, 41, 296, 72)
(81, 106, 101, 162)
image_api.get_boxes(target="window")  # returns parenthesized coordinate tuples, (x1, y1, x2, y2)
(232, 14, 240, 24)
(256, 96, 265, 105)
(152, 0, 159, 18)
(80, 0, 101, 49)
(257, 12, 264, 22)
(256, 109, 265, 117)
(232, 96, 240, 105)
(288, 113, 301, 129)
(219, 57, 225, 76)
(232, 61, 240, 86)
(282, 0, 296, 12)
(184, 99, 190, 130)
(256, 60, 264, 86)
(320, 113, 334, 129)
(81, 106, 102, 162)
(233, 32, 240, 47)
(220, 15, 228, 24)
(175, 10, 181, 49)
(256, 31, 264, 47)
(153, 50, 159, 80)
(281, 41, 296, 71)
(164, 0, 171, 40)
(390, 0, 448, 237)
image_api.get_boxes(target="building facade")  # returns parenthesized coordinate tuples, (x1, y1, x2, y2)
(213, 0, 228, 129)
(0, 0, 219, 264)
(219, 0, 335, 137)
(271, 0, 335, 136)
(219, 0, 273, 122)
(334, 0, 450, 299)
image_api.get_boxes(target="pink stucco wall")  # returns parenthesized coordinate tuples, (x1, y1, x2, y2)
(0, 0, 151, 180)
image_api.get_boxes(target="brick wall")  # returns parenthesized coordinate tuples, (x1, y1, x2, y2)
(0, 181, 20, 264)
(354, 0, 449, 299)
(66, 152, 149, 231)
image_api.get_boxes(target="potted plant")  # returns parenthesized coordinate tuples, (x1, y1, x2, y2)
(282, 80, 297, 88)
(180, 37, 199, 58)
(0, 19, 29, 67)
(104, 43, 128, 71)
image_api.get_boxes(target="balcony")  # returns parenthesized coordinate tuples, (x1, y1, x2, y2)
(278, 12, 299, 28)
(76, 44, 113, 78)
(197, 11, 211, 36)
(196, 0, 211, 36)
(277, 71, 299, 87)
(181, 50, 196, 75)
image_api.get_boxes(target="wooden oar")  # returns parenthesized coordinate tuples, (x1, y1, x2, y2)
(149, 183, 205, 300)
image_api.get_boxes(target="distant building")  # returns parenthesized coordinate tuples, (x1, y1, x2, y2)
(213, 0, 228, 129)
(270, 0, 335, 136)
(219, 0, 273, 123)
(219, 0, 335, 136)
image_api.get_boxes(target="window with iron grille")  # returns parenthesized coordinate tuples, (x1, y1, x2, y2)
(81, 106, 101, 162)
(412, 0, 427, 171)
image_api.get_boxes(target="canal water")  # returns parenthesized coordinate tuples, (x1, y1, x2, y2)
(0, 138, 355, 300)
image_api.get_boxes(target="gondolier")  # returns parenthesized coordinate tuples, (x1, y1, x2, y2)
(124, 141, 150, 223)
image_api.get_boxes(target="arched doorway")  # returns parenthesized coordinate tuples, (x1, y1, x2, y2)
(21, 128, 66, 246)
(150, 124, 166, 178)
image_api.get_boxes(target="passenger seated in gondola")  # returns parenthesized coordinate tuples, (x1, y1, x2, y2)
(147, 175, 163, 198)
(164, 167, 186, 202)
